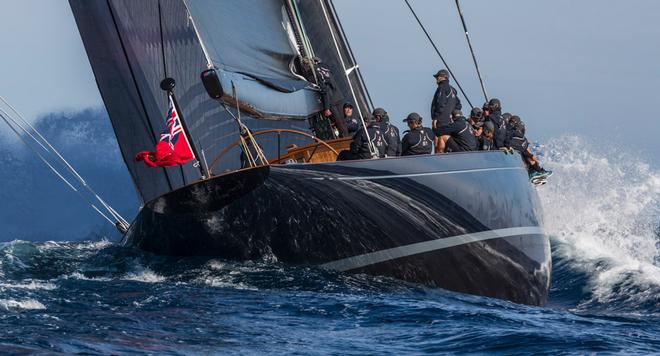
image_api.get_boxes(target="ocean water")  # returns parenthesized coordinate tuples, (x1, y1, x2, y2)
(0, 136, 658, 354)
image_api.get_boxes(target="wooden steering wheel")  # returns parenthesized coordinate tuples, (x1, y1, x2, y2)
(208, 129, 338, 175)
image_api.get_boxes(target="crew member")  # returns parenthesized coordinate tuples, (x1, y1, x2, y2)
(485, 98, 507, 148)
(401, 113, 434, 156)
(437, 110, 477, 152)
(502, 112, 512, 124)
(469, 107, 483, 126)
(315, 58, 348, 138)
(431, 69, 462, 153)
(473, 121, 494, 151)
(322, 108, 347, 138)
(481, 102, 491, 121)
(342, 103, 361, 135)
(373, 107, 401, 157)
(337, 114, 385, 160)
(508, 116, 551, 178)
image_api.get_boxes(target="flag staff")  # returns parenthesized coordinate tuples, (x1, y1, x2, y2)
(160, 77, 209, 179)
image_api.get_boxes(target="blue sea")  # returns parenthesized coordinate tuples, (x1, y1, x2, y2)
(1, 112, 659, 354)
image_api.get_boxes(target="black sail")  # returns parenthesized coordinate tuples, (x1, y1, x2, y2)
(69, 0, 370, 203)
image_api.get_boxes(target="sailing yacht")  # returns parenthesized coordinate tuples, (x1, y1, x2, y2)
(69, 0, 551, 306)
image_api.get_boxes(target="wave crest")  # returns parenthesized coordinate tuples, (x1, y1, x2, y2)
(538, 135, 660, 314)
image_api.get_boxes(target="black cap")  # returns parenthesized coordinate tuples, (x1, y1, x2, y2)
(343, 102, 354, 109)
(470, 107, 483, 119)
(488, 98, 501, 111)
(473, 121, 485, 129)
(403, 112, 422, 123)
(508, 115, 522, 126)
(433, 69, 449, 78)
(451, 109, 463, 118)
(372, 108, 387, 121)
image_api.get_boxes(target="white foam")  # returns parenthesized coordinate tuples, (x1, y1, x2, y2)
(198, 276, 257, 290)
(122, 267, 166, 283)
(207, 260, 227, 270)
(0, 298, 46, 310)
(37, 239, 113, 253)
(75, 239, 113, 250)
(61, 272, 112, 282)
(538, 135, 660, 308)
(0, 280, 57, 290)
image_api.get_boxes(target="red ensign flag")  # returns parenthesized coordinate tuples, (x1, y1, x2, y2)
(135, 94, 195, 167)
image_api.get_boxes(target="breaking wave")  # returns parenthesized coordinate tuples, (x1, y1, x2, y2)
(537, 135, 660, 315)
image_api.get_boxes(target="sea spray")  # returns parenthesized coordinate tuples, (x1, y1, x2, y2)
(537, 135, 660, 314)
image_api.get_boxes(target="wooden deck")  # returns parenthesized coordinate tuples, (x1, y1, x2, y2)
(270, 137, 352, 164)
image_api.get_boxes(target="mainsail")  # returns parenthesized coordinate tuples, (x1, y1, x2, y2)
(69, 0, 371, 203)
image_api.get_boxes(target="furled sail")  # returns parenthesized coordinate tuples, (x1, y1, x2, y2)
(185, 0, 320, 118)
(69, 0, 370, 203)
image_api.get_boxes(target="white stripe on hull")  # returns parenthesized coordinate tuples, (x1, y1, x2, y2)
(321, 227, 546, 272)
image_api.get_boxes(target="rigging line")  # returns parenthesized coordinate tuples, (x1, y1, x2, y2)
(318, 0, 377, 158)
(181, 0, 213, 69)
(0, 106, 129, 226)
(231, 82, 268, 166)
(0, 112, 116, 226)
(403, 0, 474, 109)
(454, 0, 488, 102)
(0, 100, 128, 225)
(0, 105, 126, 222)
(220, 104, 264, 168)
(327, 0, 374, 111)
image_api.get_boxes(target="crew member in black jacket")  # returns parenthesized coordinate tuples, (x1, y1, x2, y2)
(342, 103, 360, 135)
(437, 110, 477, 152)
(431, 69, 462, 153)
(507, 116, 551, 178)
(337, 114, 385, 160)
(485, 98, 507, 148)
(373, 107, 401, 157)
(401, 113, 434, 156)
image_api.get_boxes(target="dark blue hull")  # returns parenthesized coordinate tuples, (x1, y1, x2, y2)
(123, 151, 551, 305)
